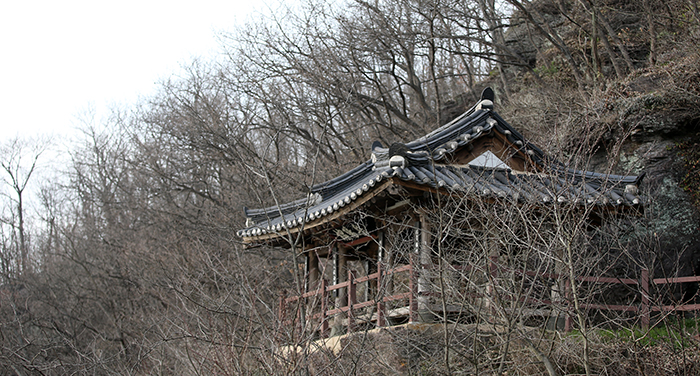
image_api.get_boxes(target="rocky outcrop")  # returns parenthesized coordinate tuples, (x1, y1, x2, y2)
(503, 0, 650, 76)
(591, 53, 700, 284)
(502, 0, 700, 291)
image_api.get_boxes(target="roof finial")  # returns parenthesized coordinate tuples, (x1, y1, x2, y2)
(481, 87, 495, 101)
(388, 142, 409, 157)
(476, 87, 494, 111)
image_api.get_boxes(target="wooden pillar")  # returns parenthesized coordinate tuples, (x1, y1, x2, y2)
(320, 279, 329, 337)
(305, 250, 320, 331)
(304, 252, 310, 293)
(331, 245, 348, 336)
(348, 269, 356, 332)
(409, 237, 418, 323)
(641, 268, 650, 330)
(385, 230, 394, 297)
(377, 261, 385, 327)
(335, 246, 348, 307)
(418, 215, 433, 322)
(377, 231, 386, 327)
(364, 258, 372, 302)
(377, 230, 385, 265)
(332, 243, 339, 295)
(309, 250, 319, 290)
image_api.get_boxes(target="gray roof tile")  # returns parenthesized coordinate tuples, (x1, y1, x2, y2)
(238, 89, 643, 239)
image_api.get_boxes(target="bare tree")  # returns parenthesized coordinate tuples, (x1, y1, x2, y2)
(0, 136, 50, 277)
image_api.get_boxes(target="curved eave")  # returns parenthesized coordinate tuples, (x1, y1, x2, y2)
(238, 94, 645, 243)
(240, 178, 395, 244)
(238, 166, 399, 241)
(239, 164, 644, 244)
(406, 108, 545, 167)
(242, 102, 544, 224)
(554, 166, 644, 186)
(389, 165, 644, 207)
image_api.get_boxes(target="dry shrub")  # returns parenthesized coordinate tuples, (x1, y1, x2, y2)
(552, 330, 700, 376)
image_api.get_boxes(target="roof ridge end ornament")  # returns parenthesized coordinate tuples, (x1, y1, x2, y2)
(476, 86, 495, 111)
(475, 99, 494, 111)
(389, 155, 407, 169)
(388, 142, 410, 157)
(481, 87, 495, 101)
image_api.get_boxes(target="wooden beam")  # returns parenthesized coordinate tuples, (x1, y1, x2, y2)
(339, 234, 378, 248)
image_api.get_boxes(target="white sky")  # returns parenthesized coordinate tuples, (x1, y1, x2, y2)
(0, 0, 260, 143)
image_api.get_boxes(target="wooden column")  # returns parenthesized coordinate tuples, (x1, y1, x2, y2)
(309, 250, 319, 290)
(364, 258, 372, 302)
(377, 261, 385, 327)
(417, 215, 433, 322)
(376, 231, 386, 327)
(409, 250, 418, 323)
(641, 268, 650, 330)
(305, 250, 320, 332)
(385, 229, 394, 298)
(331, 245, 348, 336)
(335, 246, 348, 307)
(348, 269, 356, 332)
(320, 279, 329, 337)
(304, 252, 310, 293)
(332, 243, 339, 295)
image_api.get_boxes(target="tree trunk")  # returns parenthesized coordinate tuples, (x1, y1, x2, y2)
(508, 0, 586, 91)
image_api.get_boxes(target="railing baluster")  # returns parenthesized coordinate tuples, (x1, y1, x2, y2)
(641, 268, 650, 330)
(281, 262, 699, 336)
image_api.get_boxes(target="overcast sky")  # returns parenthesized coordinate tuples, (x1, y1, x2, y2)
(0, 0, 260, 143)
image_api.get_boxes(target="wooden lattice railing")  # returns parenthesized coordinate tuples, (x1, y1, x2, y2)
(278, 259, 700, 338)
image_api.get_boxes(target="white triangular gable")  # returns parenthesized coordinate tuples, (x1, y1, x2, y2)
(468, 150, 510, 170)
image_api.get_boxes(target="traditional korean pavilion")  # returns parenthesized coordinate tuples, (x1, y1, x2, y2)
(237, 88, 644, 335)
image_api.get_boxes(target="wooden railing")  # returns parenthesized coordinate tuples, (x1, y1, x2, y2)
(279, 260, 700, 337)
(279, 262, 416, 337)
(517, 267, 700, 330)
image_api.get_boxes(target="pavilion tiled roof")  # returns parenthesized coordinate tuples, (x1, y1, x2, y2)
(237, 89, 643, 240)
